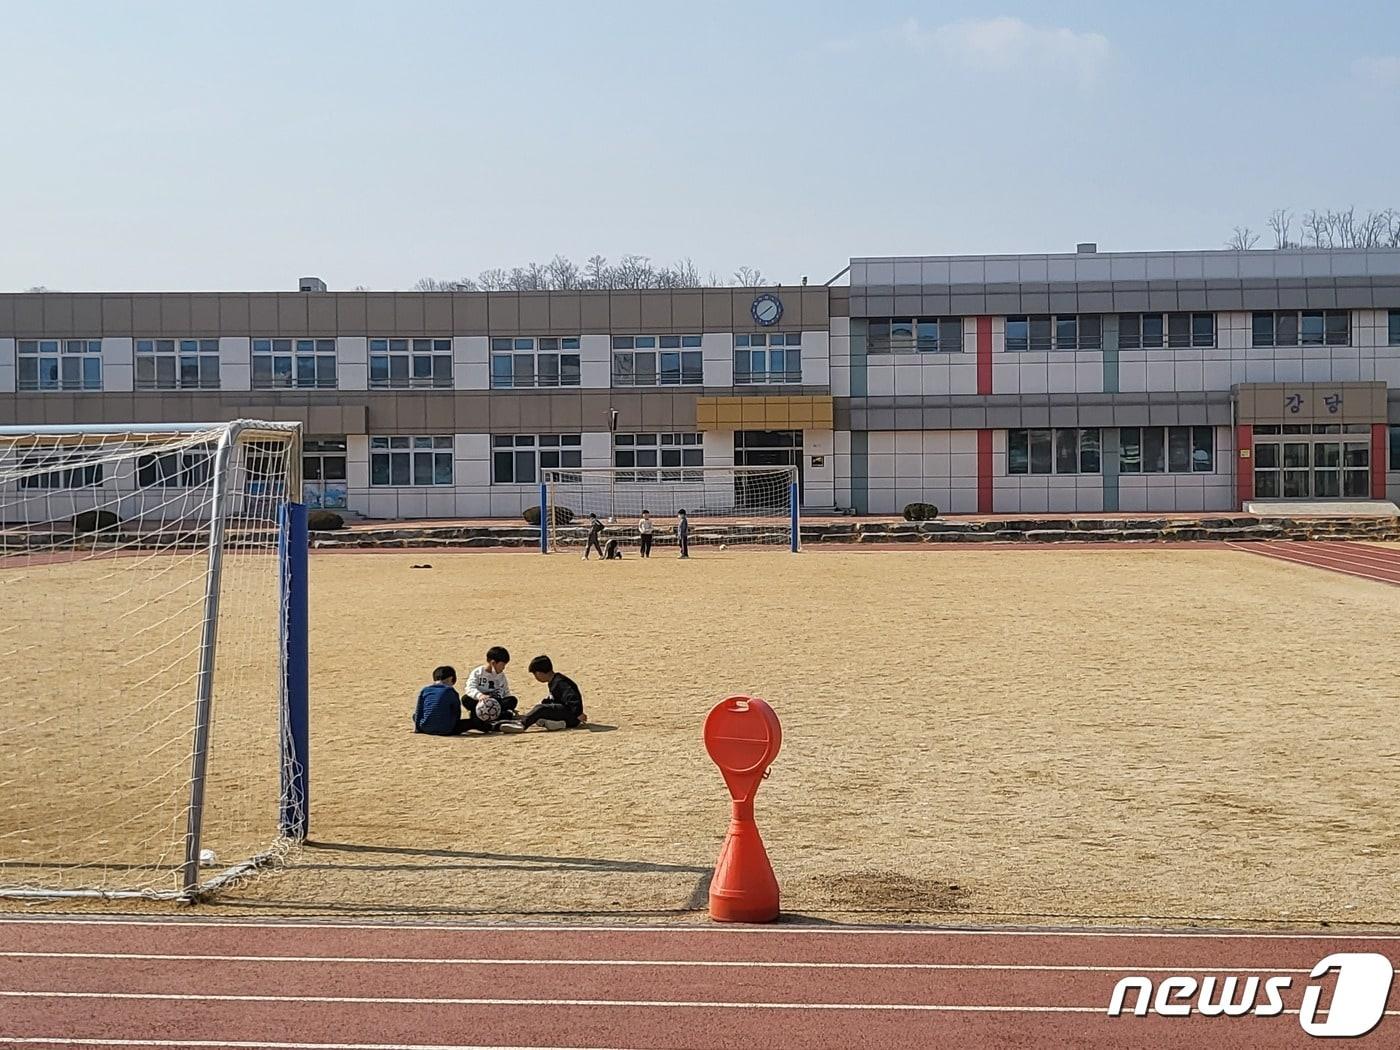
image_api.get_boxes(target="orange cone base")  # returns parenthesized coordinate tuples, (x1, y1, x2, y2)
(709, 818, 780, 923)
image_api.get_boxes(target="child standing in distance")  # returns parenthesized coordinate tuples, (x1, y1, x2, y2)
(638, 509, 654, 558)
(462, 646, 518, 731)
(501, 655, 586, 732)
(677, 508, 690, 559)
(413, 665, 464, 736)
(583, 512, 605, 560)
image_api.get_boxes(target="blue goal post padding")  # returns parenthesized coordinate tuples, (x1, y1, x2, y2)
(279, 502, 310, 840)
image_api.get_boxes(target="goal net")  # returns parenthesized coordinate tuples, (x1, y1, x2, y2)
(542, 466, 799, 551)
(0, 420, 308, 901)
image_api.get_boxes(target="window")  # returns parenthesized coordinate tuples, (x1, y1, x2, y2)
(1005, 315, 1102, 351)
(613, 433, 704, 481)
(1118, 313, 1215, 349)
(489, 337, 581, 389)
(1007, 428, 1101, 475)
(252, 338, 338, 389)
(303, 439, 348, 485)
(1391, 425, 1400, 469)
(16, 339, 103, 391)
(370, 338, 453, 388)
(491, 434, 582, 484)
(611, 335, 703, 386)
(369, 436, 454, 487)
(18, 450, 103, 490)
(134, 339, 219, 390)
(1389, 310, 1400, 346)
(866, 317, 963, 353)
(1119, 426, 1214, 473)
(137, 450, 213, 488)
(734, 334, 802, 384)
(1251, 311, 1350, 347)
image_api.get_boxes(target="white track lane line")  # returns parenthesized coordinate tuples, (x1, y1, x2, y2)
(1, 1042, 632, 1050)
(1229, 542, 1400, 585)
(4, 991, 1398, 1017)
(2, 917, 1397, 939)
(0, 951, 1312, 973)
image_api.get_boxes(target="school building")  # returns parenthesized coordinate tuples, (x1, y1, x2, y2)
(3, 244, 1400, 518)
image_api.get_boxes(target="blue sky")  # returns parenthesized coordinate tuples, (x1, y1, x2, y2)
(3, 1, 1399, 291)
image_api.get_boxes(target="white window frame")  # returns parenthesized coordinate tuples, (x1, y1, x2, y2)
(489, 337, 582, 389)
(369, 436, 454, 487)
(16, 339, 103, 392)
(1117, 312, 1215, 350)
(866, 317, 963, 354)
(370, 338, 454, 389)
(734, 334, 803, 384)
(136, 449, 214, 489)
(612, 432, 704, 481)
(1007, 428, 1102, 475)
(1005, 315, 1103, 352)
(1118, 426, 1215, 474)
(1250, 310, 1350, 348)
(17, 449, 104, 490)
(611, 335, 703, 386)
(135, 338, 220, 390)
(491, 434, 582, 484)
(252, 338, 339, 389)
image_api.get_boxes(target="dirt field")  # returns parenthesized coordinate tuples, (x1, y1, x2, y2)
(4, 547, 1399, 925)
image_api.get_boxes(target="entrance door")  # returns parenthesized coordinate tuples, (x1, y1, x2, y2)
(734, 430, 803, 509)
(303, 438, 349, 509)
(1252, 425, 1370, 499)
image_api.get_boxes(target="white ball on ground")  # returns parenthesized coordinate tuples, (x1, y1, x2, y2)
(719, 544, 727, 550)
(475, 697, 502, 722)
(199, 849, 218, 868)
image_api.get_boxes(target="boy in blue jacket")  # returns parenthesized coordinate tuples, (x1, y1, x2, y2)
(414, 665, 465, 736)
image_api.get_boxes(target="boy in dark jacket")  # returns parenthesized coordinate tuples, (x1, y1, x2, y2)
(501, 655, 586, 732)
(583, 513, 605, 560)
(413, 665, 465, 736)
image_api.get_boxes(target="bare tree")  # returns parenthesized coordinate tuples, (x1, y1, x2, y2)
(1226, 226, 1260, 250)
(413, 254, 768, 291)
(25, 285, 52, 293)
(1267, 209, 1295, 249)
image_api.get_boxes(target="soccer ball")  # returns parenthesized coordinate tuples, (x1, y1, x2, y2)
(719, 544, 727, 550)
(475, 697, 502, 722)
(199, 849, 218, 868)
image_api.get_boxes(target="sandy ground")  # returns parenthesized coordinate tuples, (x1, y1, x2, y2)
(4, 548, 1399, 926)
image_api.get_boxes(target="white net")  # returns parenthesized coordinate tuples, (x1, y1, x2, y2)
(544, 466, 799, 551)
(0, 421, 303, 900)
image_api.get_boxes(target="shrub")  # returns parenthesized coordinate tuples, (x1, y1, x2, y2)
(306, 510, 345, 532)
(902, 502, 940, 522)
(73, 509, 120, 533)
(523, 505, 575, 526)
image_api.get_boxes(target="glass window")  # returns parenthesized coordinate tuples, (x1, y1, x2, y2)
(370, 336, 453, 389)
(1142, 428, 1166, 473)
(1168, 313, 1191, 348)
(1119, 313, 1141, 350)
(1005, 317, 1029, 353)
(1008, 429, 1029, 474)
(1300, 311, 1325, 346)
(1054, 428, 1079, 474)
(135, 337, 217, 390)
(370, 434, 454, 486)
(1167, 426, 1192, 473)
(1191, 427, 1214, 472)
(1390, 310, 1400, 346)
(1276, 311, 1298, 346)
(17, 338, 103, 391)
(1028, 429, 1053, 474)
(137, 450, 213, 488)
(1324, 310, 1349, 346)
(1028, 315, 1053, 352)
(1119, 427, 1141, 473)
(1077, 314, 1102, 350)
(1079, 428, 1101, 474)
(252, 336, 336, 389)
(1391, 425, 1400, 469)
(915, 319, 940, 351)
(1190, 313, 1214, 347)
(613, 433, 704, 480)
(1055, 316, 1078, 351)
(1252, 312, 1274, 347)
(490, 336, 581, 389)
(612, 336, 702, 385)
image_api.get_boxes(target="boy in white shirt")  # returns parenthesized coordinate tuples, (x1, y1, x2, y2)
(638, 509, 654, 558)
(462, 646, 518, 732)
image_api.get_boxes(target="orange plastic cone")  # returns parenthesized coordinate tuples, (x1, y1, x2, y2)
(703, 696, 782, 924)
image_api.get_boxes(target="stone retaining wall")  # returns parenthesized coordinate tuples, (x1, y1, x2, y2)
(300, 516, 1400, 550)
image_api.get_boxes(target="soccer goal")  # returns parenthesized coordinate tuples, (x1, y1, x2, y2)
(540, 466, 800, 553)
(0, 420, 310, 901)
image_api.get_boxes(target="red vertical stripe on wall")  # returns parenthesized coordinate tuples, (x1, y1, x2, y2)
(977, 429, 994, 514)
(976, 316, 993, 395)
(1371, 423, 1388, 500)
(1235, 425, 1254, 509)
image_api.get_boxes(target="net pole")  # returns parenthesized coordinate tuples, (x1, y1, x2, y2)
(279, 500, 310, 840)
(790, 477, 800, 553)
(180, 423, 239, 898)
(539, 481, 549, 554)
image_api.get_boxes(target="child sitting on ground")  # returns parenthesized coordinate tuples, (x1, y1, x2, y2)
(501, 655, 587, 732)
(462, 645, 519, 732)
(413, 665, 465, 736)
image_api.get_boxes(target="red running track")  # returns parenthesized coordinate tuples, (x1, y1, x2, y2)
(0, 918, 1396, 1049)
(1229, 540, 1400, 586)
